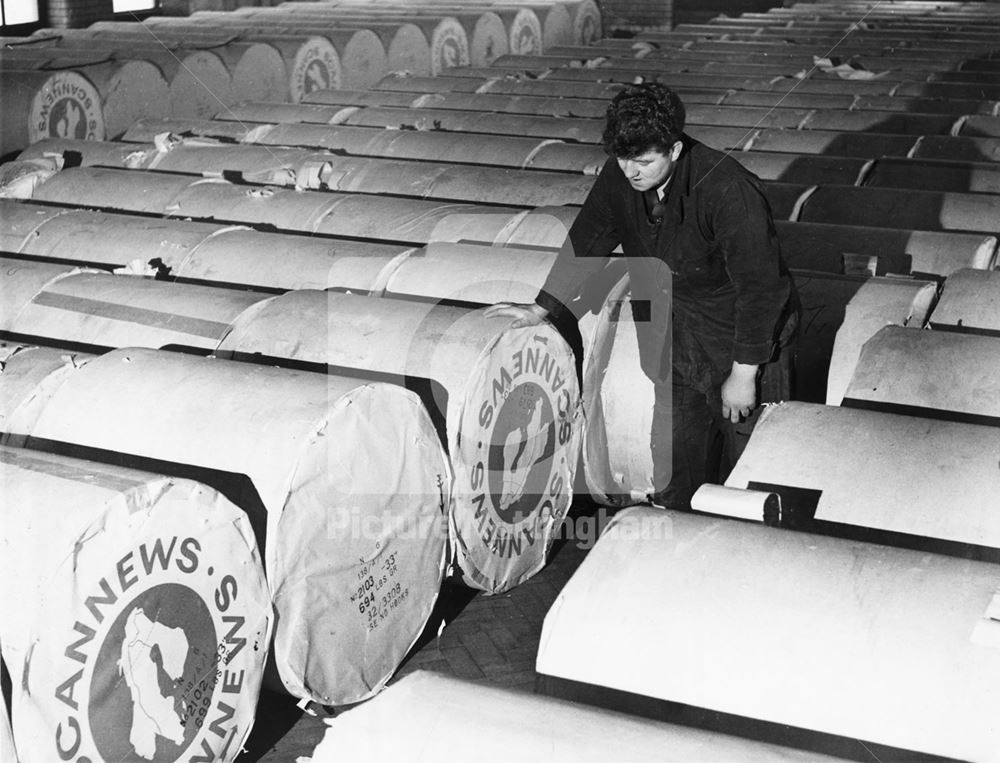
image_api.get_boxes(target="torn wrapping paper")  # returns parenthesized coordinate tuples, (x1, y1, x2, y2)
(0, 154, 63, 199)
(812, 55, 890, 80)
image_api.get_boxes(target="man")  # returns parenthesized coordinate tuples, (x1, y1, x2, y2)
(485, 83, 797, 510)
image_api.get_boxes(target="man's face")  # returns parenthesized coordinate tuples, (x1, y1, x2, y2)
(617, 142, 681, 192)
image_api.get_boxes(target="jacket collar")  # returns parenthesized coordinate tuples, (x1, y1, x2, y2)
(657, 135, 695, 234)
(673, 134, 697, 199)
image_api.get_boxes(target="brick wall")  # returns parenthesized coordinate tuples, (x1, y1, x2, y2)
(601, 0, 787, 34)
(673, 0, 786, 25)
(600, 0, 672, 33)
(46, 0, 115, 27)
(26, 0, 786, 33)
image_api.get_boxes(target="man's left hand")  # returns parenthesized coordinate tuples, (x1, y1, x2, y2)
(721, 362, 758, 423)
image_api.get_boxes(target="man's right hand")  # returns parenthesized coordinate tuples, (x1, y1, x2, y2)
(483, 302, 549, 328)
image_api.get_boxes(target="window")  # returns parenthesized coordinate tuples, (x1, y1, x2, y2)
(113, 0, 157, 11)
(1, 0, 39, 26)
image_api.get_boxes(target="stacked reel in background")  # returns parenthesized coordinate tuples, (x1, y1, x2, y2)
(1, 4, 594, 761)
(528, 4, 1000, 763)
(0, 0, 603, 159)
(3, 0, 1000, 760)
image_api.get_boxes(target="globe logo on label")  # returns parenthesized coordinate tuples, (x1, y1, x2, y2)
(303, 60, 330, 94)
(49, 533, 255, 763)
(48, 98, 89, 139)
(460, 332, 576, 589)
(512, 26, 539, 56)
(487, 381, 555, 525)
(292, 40, 340, 102)
(439, 38, 462, 70)
(432, 24, 467, 75)
(30, 72, 103, 144)
(88, 584, 216, 762)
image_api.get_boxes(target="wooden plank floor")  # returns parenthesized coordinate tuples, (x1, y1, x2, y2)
(236, 502, 604, 761)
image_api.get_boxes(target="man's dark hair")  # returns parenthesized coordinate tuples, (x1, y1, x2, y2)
(602, 83, 686, 159)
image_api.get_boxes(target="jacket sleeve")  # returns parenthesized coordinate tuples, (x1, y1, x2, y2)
(712, 176, 790, 365)
(536, 159, 623, 320)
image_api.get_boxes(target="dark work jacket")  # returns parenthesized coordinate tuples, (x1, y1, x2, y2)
(536, 136, 796, 387)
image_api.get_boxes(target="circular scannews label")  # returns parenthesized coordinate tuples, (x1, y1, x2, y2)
(24, 521, 269, 763)
(575, 2, 602, 44)
(29, 71, 105, 144)
(473, 15, 507, 66)
(291, 38, 342, 102)
(431, 20, 469, 75)
(455, 328, 579, 592)
(510, 10, 542, 56)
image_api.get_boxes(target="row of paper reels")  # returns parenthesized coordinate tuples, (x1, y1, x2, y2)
(516, 8, 1000, 760)
(0, 0, 603, 157)
(1, 218, 997, 762)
